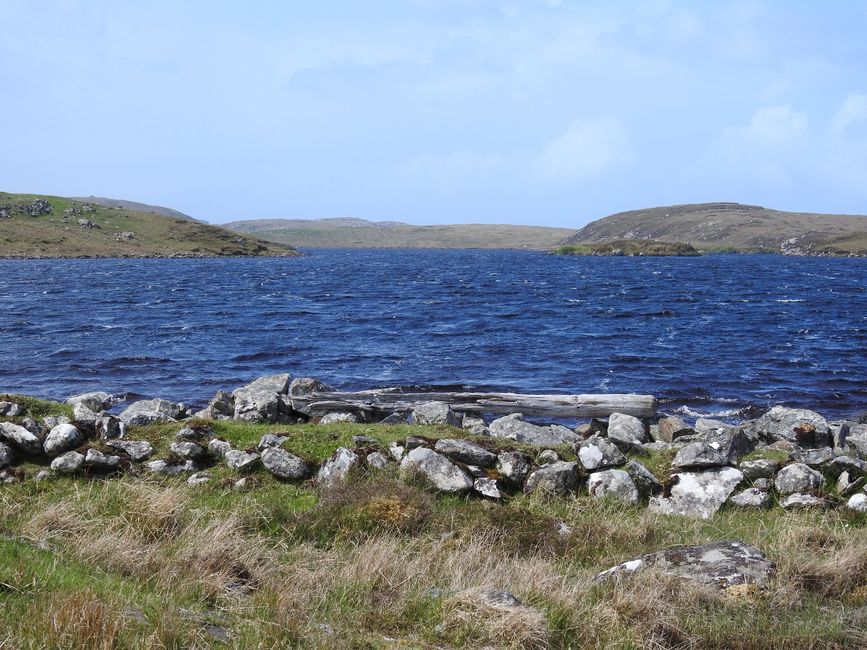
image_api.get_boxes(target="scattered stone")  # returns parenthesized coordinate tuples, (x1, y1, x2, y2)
(847, 493, 867, 512)
(656, 416, 694, 442)
(107, 439, 153, 462)
(473, 477, 502, 499)
(0, 422, 44, 454)
(495, 451, 532, 486)
(755, 406, 830, 447)
(738, 458, 781, 480)
(774, 463, 825, 495)
(410, 402, 463, 427)
(170, 441, 206, 460)
(187, 471, 212, 486)
(400, 447, 473, 493)
(576, 437, 626, 471)
(751, 478, 773, 491)
(366, 451, 389, 469)
(434, 438, 497, 467)
(119, 398, 183, 426)
(194, 391, 235, 420)
(316, 447, 360, 485)
(524, 461, 579, 496)
(94, 415, 124, 440)
(624, 459, 663, 497)
(207, 439, 232, 458)
(387, 441, 405, 461)
(51, 451, 85, 474)
(319, 412, 359, 425)
(84, 449, 121, 470)
(224, 450, 261, 473)
(43, 424, 84, 457)
(649, 467, 744, 519)
(587, 469, 639, 504)
(72, 402, 100, 423)
(729, 488, 771, 508)
(672, 428, 753, 469)
(837, 471, 864, 496)
(146, 460, 197, 476)
(352, 435, 377, 446)
(404, 437, 426, 450)
(694, 418, 737, 434)
(826, 456, 867, 479)
(65, 391, 113, 412)
(595, 541, 775, 589)
(780, 493, 833, 510)
(34, 470, 51, 482)
(261, 447, 309, 480)
(380, 412, 408, 425)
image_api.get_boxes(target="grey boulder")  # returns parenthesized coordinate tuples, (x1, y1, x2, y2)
(607, 413, 648, 446)
(400, 447, 473, 493)
(496, 451, 532, 486)
(489, 413, 578, 447)
(729, 488, 771, 508)
(755, 406, 830, 447)
(261, 447, 309, 480)
(106, 439, 153, 462)
(84, 449, 121, 470)
(319, 412, 359, 425)
(656, 416, 694, 443)
(232, 374, 291, 422)
(672, 428, 753, 470)
(576, 437, 626, 471)
(462, 415, 489, 436)
(434, 438, 497, 467)
(774, 463, 825, 495)
(170, 441, 206, 461)
(0, 422, 43, 455)
(738, 458, 780, 480)
(51, 450, 85, 474)
(587, 469, 638, 504)
(649, 467, 744, 519)
(410, 402, 463, 427)
(524, 461, 579, 496)
(119, 399, 183, 426)
(224, 450, 261, 473)
(43, 424, 84, 457)
(624, 459, 663, 497)
(780, 493, 833, 509)
(65, 391, 113, 412)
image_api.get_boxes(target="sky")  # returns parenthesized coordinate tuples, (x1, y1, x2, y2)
(1, 1, 866, 227)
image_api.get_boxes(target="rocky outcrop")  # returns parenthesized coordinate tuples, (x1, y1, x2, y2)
(232, 374, 292, 423)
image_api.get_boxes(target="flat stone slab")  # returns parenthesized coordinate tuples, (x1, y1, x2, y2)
(595, 540, 775, 589)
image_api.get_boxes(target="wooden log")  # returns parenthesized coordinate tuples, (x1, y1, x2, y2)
(290, 390, 656, 419)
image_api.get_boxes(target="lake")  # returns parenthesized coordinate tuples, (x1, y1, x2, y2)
(1, 250, 865, 419)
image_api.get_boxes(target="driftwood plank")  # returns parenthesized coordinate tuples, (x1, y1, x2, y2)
(290, 390, 656, 419)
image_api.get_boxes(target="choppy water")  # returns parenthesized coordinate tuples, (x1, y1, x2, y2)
(1, 250, 865, 419)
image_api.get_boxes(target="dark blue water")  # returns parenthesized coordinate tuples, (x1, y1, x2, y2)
(1, 250, 865, 419)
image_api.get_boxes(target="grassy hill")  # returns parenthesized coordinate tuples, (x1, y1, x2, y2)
(67, 196, 202, 222)
(224, 217, 574, 250)
(553, 240, 700, 257)
(561, 202, 867, 256)
(0, 193, 297, 258)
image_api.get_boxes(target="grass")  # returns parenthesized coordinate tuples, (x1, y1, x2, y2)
(553, 240, 701, 257)
(2, 397, 867, 647)
(0, 192, 298, 259)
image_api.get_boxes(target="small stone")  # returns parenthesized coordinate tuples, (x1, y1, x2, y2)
(51, 451, 85, 474)
(224, 450, 261, 473)
(84, 449, 121, 470)
(410, 402, 463, 427)
(366, 451, 389, 469)
(316, 447, 360, 485)
(607, 413, 648, 446)
(576, 437, 626, 471)
(0, 422, 43, 454)
(774, 463, 825, 495)
(319, 412, 359, 425)
(187, 471, 212, 485)
(146, 460, 197, 476)
(261, 447, 309, 480)
(170, 441, 206, 460)
(387, 441, 405, 461)
(624, 459, 663, 497)
(538, 449, 559, 464)
(780, 493, 833, 510)
(790, 447, 834, 467)
(738, 459, 781, 480)
(400, 447, 473, 493)
(207, 439, 233, 458)
(434, 438, 497, 467)
(462, 415, 489, 436)
(656, 416, 694, 442)
(473, 477, 502, 499)
(106, 439, 154, 462)
(496, 451, 532, 486)
(587, 469, 639, 504)
(94, 415, 124, 441)
(729, 488, 771, 508)
(524, 461, 579, 496)
(846, 493, 867, 512)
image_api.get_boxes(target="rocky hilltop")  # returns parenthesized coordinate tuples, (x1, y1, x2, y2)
(0, 192, 297, 258)
(1, 378, 866, 646)
(561, 202, 867, 256)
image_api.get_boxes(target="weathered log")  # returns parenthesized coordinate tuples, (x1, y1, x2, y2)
(290, 390, 656, 419)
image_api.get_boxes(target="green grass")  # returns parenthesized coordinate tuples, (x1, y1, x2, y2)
(553, 240, 701, 257)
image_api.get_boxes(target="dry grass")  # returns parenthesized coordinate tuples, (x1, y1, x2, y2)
(442, 587, 550, 649)
(39, 589, 126, 650)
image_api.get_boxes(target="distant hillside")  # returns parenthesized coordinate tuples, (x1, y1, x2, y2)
(69, 196, 201, 222)
(561, 202, 867, 256)
(224, 217, 574, 249)
(0, 192, 297, 258)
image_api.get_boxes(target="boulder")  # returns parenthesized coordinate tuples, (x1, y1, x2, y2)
(232, 374, 291, 422)
(257, 433, 288, 451)
(319, 412, 359, 425)
(170, 441, 206, 461)
(729, 488, 771, 508)
(695, 418, 737, 435)
(207, 439, 233, 458)
(495, 451, 532, 486)
(624, 459, 663, 497)
(106, 439, 153, 462)
(65, 391, 113, 412)
(587, 469, 638, 504)
(738, 459, 780, 480)
(826, 456, 867, 479)
(94, 415, 125, 441)
(538, 449, 559, 464)
(288, 377, 331, 396)
(316, 447, 360, 485)
(224, 450, 261, 473)
(575, 437, 626, 471)
(43, 424, 84, 457)
(0, 422, 43, 454)
(410, 402, 463, 427)
(50, 451, 85, 474)
(595, 541, 775, 589)
(261, 447, 309, 480)
(119, 399, 183, 426)
(780, 493, 833, 510)
(672, 428, 753, 470)
(774, 463, 825, 495)
(607, 413, 648, 446)
(790, 447, 834, 467)
(146, 460, 197, 476)
(846, 493, 867, 512)
(366, 451, 389, 469)
(656, 416, 694, 443)
(400, 447, 473, 493)
(434, 438, 497, 467)
(0, 442, 14, 469)
(193, 391, 235, 420)
(755, 406, 830, 447)
(524, 461, 579, 496)
(462, 415, 489, 436)
(84, 449, 120, 470)
(489, 413, 578, 447)
(649, 467, 744, 519)
(72, 402, 100, 424)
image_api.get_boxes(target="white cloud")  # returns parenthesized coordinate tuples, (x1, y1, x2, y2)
(533, 118, 636, 184)
(831, 93, 867, 134)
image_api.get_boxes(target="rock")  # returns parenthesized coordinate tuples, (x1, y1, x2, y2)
(207, 439, 233, 458)
(0, 421, 43, 454)
(524, 461, 579, 496)
(288, 377, 331, 396)
(72, 402, 100, 423)
(352, 435, 377, 446)
(606, 412, 648, 447)
(774, 463, 825, 495)
(587, 469, 639, 504)
(43, 424, 84, 457)
(94, 415, 124, 441)
(847, 493, 867, 512)
(595, 541, 775, 589)
(261, 447, 309, 480)
(489, 413, 579, 447)
(836, 471, 863, 495)
(106, 439, 153, 462)
(649, 467, 744, 519)
(473, 477, 502, 499)
(780, 493, 833, 509)
(51, 451, 85, 473)
(232, 374, 291, 422)
(0, 401, 22, 417)
(624, 459, 663, 497)
(729, 488, 771, 508)
(319, 412, 359, 425)
(380, 412, 409, 425)
(146, 460, 197, 476)
(434, 438, 497, 467)
(20, 417, 41, 434)
(170, 441, 206, 461)
(0, 442, 14, 469)
(495, 451, 532, 486)
(672, 428, 753, 469)
(576, 437, 626, 471)
(538, 449, 559, 464)
(366, 451, 389, 469)
(656, 416, 694, 442)
(187, 471, 212, 485)
(790, 447, 834, 467)
(194, 391, 235, 420)
(410, 402, 463, 427)
(34, 470, 51, 482)
(400, 447, 473, 493)
(695, 418, 736, 435)
(84, 449, 121, 470)
(405, 437, 425, 450)
(462, 415, 489, 436)
(825, 456, 867, 479)
(387, 441, 405, 461)
(755, 406, 830, 447)
(224, 450, 261, 473)
(257, 433, 288, 450)
(65, 391, 113, 412)
(752, 478, 773, 491)
(316, 447, 360, 485)
(738, 459, 780, 480)
(465, 587, 524, 608)
(119, 398, 183, 426)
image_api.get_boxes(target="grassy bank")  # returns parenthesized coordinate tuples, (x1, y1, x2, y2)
(1, 401, 866, 648)
(553, 240, 701, 257)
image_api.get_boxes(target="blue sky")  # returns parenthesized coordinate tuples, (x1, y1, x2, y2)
(1, 1, 866, 226)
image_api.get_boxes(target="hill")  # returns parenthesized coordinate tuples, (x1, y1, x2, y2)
(0, 192, 297, 258)
(553, 240, 700, 257)
(68, 196, 202, 222)
(561, 202, 867, 256)
(224, 217, 574, 249)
